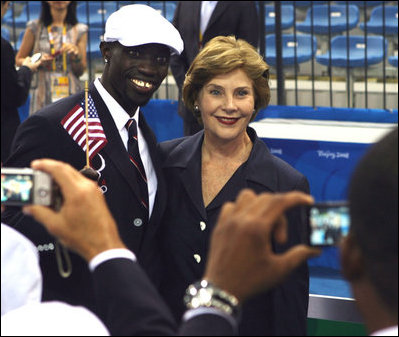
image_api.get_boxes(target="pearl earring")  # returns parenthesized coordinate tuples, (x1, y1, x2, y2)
(104, 58, 108, 63)
(194, 105, 200, 112)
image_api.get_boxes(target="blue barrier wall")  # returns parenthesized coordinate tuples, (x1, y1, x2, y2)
(254, 105, 398, 124)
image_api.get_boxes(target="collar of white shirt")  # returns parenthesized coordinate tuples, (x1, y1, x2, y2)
(94, 78, 138, 140)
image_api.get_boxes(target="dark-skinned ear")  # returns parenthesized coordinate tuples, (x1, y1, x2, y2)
(340, 233, 365, 281)
(99, 42, 111, 61)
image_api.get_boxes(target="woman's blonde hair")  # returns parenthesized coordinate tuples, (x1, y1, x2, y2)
(183, 35, 270, 124)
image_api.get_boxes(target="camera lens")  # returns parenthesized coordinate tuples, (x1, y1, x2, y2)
(38, 189, 48, 197)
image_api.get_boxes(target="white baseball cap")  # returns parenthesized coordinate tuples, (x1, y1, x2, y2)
(103, 4, 184, 55)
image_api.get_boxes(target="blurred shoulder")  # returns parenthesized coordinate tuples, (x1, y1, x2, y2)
(26, 19, 41, 34)
(74, 23, 88, 34)
(158, 136, 188, 161)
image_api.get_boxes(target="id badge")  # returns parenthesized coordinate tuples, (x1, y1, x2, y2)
(50, 73, 70, 102)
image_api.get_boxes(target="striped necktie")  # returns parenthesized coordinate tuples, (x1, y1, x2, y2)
(126, 118, 148, 211)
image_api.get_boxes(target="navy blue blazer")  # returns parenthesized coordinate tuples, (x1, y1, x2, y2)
(93, 257, 236, 336)
(1, 83, 167, 315)
(158, 127, 310, 336)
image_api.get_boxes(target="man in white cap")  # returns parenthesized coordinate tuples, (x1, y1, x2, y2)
(2, 4, 183, 317)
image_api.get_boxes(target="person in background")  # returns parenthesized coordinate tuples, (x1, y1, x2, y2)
(171, 1, 259, 136)
(159, 35, 310, 336)
(15, 1, 87, 116)
(17, 158, 319, 336)
(2, 4, 183, 317)
(340, 127, 397, 336)
(1, 0, 41, 163)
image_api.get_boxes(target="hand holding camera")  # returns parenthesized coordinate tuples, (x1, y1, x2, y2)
(9, 159, 126, 262)
(21, 53, 42, 72)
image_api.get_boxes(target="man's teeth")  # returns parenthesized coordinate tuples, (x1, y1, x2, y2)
(131, 79, 153, 88)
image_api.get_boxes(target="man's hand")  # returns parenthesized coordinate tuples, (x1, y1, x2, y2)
(204, 189, 321, 303)
(23, 159, 126, 261)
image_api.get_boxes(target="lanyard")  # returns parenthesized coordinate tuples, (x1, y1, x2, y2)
(47, 24, 67, 72)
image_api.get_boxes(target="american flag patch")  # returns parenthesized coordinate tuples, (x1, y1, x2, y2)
(61, 94, 107, 160)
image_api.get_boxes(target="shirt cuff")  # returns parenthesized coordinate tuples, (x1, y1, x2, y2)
(88, 249, 137, 272)
(182, 307, 238, 333)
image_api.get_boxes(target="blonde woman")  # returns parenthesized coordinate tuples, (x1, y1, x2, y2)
(159, 36, 310, 336)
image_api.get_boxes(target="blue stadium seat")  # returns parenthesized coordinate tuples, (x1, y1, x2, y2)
(388, 55, 398, 67)
(278, 1, 328, 7)
(1, 26, 10, 41)
(343, 1, 390, 7)
(77, 2, 119, 28)
(87, 27, 104, 60)
(2, 3, 14, 23)
(316, 35, 388, 68)
(147, 1, 176, 22)
(4, 1, 41, 28)
(115, 1, 134, 8)
(296, 4, 359, 34)
(359, 5, 398, 35)
(264, 5, 294, 33)
(265, 34, 317, 66)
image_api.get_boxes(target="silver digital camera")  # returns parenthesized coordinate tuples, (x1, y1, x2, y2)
(306, 201, 350, 247)
(1, 167, 54, 206)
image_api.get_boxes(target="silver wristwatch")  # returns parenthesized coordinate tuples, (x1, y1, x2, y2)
(184, 279, 240, 317)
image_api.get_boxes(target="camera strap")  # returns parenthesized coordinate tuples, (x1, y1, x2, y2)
(55, 241, 72, 278)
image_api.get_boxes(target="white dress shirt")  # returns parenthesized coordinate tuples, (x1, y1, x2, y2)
(94, 78, 157, 217)
(200, 1, 218, 36)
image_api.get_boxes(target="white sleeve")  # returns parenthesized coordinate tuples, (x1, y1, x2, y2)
(88, 249, 137, 272)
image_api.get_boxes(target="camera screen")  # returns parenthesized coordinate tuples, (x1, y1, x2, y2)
(1, 173, 33, 205)
(309, 204, 350, 246)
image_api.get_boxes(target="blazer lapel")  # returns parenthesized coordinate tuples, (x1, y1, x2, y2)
(180, 151, 205, 219)
(192, 1, 201, 41)
(163, 132, 207, 220)
(205, 1, 232, 34)
(244, 127, 279, 191)
(89, 84, 143, 205)
(138, 111, 167, 225)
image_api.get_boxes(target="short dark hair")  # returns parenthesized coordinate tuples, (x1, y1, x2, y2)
(348, 127, 398, 314)
(40, 1, 77, 26)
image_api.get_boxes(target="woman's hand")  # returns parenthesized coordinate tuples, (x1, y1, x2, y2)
(38, 53, 55, 69)
(61, 42, 80, 60)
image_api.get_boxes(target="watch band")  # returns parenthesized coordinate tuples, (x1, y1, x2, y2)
(184, 279, 240, 317)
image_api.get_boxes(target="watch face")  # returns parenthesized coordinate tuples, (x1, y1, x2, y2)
(184, 280, 239, 316)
